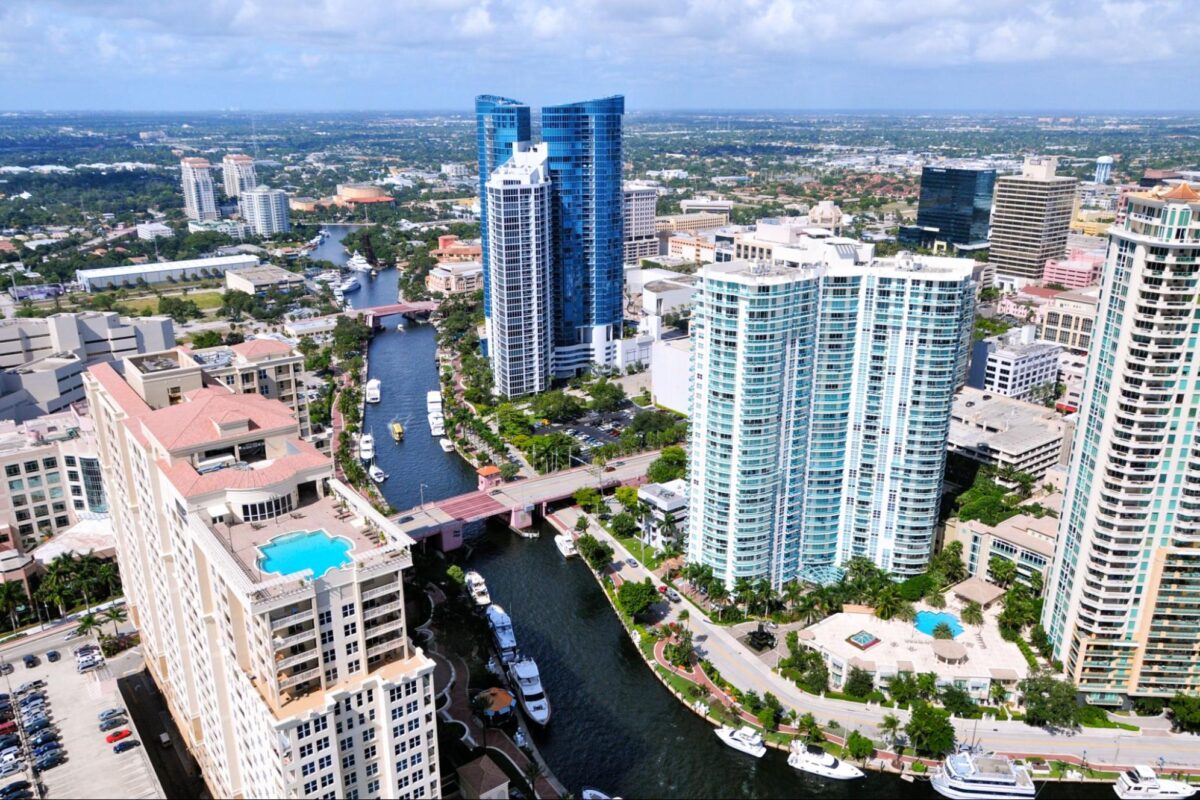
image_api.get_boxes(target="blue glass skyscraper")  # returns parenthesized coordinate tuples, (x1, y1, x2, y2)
(475, 95, 531, 327)
(901, 165, 995, 248)
(541, 96, 625, 373)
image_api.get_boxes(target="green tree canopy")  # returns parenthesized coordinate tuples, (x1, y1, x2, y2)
(617, 577, 659, 619)
(1018, 671, 1080, 730)
(647, 445, 687, 483)
(905, 701, 956, 756)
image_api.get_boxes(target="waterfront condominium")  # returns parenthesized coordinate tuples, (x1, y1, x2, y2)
(988, 156, 1077, 284)
(240, 185, 291, 237)
(180, 158, 219, 222)
(85, 348, 440, 799)
(475, 95, 532, 338)
(222, 153, 259, 198)
(686, 251, 975, 588)
(542, 95, 626, 374)
(485, 143, 555, 397)
(1043, 182, 1200, 705)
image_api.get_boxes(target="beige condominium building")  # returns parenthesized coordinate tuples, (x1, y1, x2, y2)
(1043, 182, 1200, 705)
(85, 349, 439, 799)
(989, 156, 1077, 284)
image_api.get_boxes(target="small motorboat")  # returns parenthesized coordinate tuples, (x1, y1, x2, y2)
(364, 378, 381, 404)
(554, 534, 578, 559)
(465, 571, 491, 607)
(581, 790, 621, 800)
(439, 438, 454, 452)
(1114, 766, 1198, 799)
(714, 725, 766, 758)
(369, 464, 387, 484)
(390, 419, 404, 441)
(788, 742, 864, 780)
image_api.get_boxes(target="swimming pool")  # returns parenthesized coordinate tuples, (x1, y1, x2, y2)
(914, 611, 963, 638)
(259, 529, 353, 577)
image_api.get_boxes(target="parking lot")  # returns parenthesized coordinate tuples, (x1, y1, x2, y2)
(1, 643, 163, 799)
(536, 407, 639, 459)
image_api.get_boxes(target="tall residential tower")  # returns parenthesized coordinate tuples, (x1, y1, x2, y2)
(222, 153, 258, 197)
(1043, 183, 1200, 705)
(85, 349, 440, 799)
(485, 143, 555, 397)
(180, 158, 218, 222)
(240, 185, 291, 237)
(686, 249, 975, 587)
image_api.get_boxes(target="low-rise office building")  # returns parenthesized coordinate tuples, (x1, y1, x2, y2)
(654, 212, 727, 235)
(424, 262, 483, 296)
(225, 265, 306, 296)
(946, 510, 1059, 588)
(637, 479, 687, 550)
(1034, 286, 1098, 355)
(679, 197, 733, 219)
(667, 233, 717, 263)
(136, 222, 174, 241)
(0, 406, 107, 568)
(76, 254, 259, 291)
(1043, 249, 1104, 288)
(967, 325, 1061, 401)
(431, 235, 482, 263)
(948, 387, 1072, 478)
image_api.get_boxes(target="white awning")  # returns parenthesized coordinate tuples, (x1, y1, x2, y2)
(207, 504, 229, 519)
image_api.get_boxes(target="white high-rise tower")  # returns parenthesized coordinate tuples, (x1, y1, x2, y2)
(223, 153, 258, 197)
(240, 185, 291, 236)
(180, 158, 218, 221)
(485, 142, 554, 398)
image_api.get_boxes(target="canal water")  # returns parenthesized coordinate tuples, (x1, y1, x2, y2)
(325, 225, 1100, 800)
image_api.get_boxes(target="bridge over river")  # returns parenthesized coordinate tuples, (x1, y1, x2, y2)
(389, 450, 658, 550)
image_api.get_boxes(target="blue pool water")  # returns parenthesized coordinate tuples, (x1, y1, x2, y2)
(914, 611, 964, 638)
(259, 530, 353, 577)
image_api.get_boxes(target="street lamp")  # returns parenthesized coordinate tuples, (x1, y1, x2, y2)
(419, 482, 428, 507)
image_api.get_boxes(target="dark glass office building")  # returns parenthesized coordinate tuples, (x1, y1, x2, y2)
(906, 166, 995, 247)
(541, 96, 625, 370)
(475, 95, 531, 325)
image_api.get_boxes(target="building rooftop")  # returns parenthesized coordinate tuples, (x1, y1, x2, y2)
(76, 254, 258, 281)
(140, 387, 297, 452)
(959, 512, 1059, 559)
(950, 388, 1066, 457)
(227, 265, 304, 285)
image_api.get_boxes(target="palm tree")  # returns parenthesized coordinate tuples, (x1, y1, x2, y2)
(95, 561, 121, 599)
(926, 590, 947, 610)
(709, 583, 730, 621)
(880, 713, 902, 747)
(73, 552, 106, 611)
(961, 600, 985, 627)
(74, 612, 101, 639)
(752, 578, 774, 616)
(35, 574, 69, 619)
(895, 602, 917, 624)
(733, 577, 755, 614)
(873, 588, 903, 621)
(989, 682, 1008, 708)
(931, 622, 955, 640)
(0, 581, 27, 632)
(916, 672, 939, 701)
(523, 758, 543, 800)
(793, 592, 820, 627)
(103, 605, 127, 637)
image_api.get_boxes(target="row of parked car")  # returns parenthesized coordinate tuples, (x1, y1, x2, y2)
(0, 678, 65, 780)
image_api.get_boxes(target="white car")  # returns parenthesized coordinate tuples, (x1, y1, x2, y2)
(0, 760, 22, 777)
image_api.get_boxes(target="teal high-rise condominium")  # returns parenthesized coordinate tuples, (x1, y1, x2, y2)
(1043, 182, 1200, 705)
(541, 96, 625, 374)
(686, 251, 975, 588)
(475, 95, 532, 334)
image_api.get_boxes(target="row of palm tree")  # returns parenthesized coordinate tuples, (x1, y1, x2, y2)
(0, 552, 122, 635)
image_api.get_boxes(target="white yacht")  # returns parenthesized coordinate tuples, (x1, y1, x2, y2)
(364, 378, 381, 404)
(580, 790, 619, 800)
(486, 604, 517, 663)
(358, 433, 375, 462)
(426, 390, 443, 413)
(428, 412, 445, 437)
(338, 275, 361, 293)
(439, 438, 454, 452)
(932, 752, 1036, 799)
(464, 571, 491, 608)
(787, 742, 864, 780)
(346, 252, 373, 273)
(314, 271, 341, 284)
(507, 656, 550, 726)
(714, 726, 766, 758)
(1114, 766, 1197, 799)
(554, 534, 578, 559)
(369, 464, 387, 483)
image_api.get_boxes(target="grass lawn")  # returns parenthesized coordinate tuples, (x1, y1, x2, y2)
(120, 290, 224, 313)
(613, 533, 664, 570)
(1081, 718, 1140, 732)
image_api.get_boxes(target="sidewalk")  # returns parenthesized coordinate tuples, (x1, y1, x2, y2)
(553, 506, 1200, 773)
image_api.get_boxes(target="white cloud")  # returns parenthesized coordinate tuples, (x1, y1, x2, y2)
(0, 0, 1197, 107)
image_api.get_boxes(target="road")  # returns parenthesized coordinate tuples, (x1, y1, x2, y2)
(568, 508, 1200, 772)
(487, 450, 657, 509)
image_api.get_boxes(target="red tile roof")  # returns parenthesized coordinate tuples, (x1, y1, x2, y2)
(159, 439, 328, 498)
(230, 339, 294, 359)
(137, 388, 297, 451)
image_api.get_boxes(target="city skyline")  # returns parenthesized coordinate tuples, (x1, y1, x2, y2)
(3, 1, 1199, 112)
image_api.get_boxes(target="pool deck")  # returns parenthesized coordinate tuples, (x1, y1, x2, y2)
(799, 602, 1030, 686)
(211, 493, 385, 582)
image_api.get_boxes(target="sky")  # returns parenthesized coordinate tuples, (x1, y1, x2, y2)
(1, 0, 1198, 112)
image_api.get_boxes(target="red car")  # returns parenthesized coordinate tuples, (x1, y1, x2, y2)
(105, 729, 132, 744)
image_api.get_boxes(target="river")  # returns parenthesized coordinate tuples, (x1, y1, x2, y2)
(324, 224, 1102, 800)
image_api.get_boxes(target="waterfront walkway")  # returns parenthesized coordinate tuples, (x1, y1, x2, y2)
(551, 506, 1200, 774)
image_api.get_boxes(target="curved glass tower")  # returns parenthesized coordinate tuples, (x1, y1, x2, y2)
(541, 96, 625, 374)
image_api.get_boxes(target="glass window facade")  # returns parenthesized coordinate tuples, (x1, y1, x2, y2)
(907, 166, 996, 247)
(475, 95, 531, 326)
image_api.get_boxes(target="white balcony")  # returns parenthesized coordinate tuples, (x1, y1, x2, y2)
(363, 600, 402, 621)
(274, 628, 317, 649)
(278, 667, 321, 690)
(361, 583, 400, 603)
(270, 607, 314, 632)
